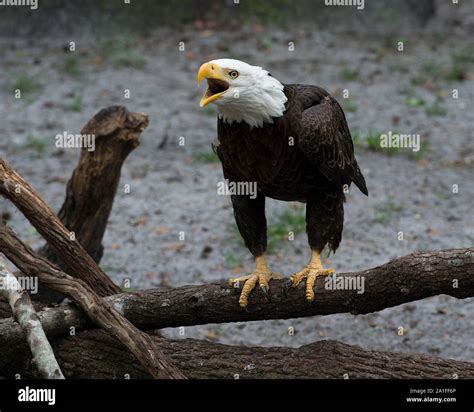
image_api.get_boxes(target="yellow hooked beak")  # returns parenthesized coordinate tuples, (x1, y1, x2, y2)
(197, 62, 230, 107)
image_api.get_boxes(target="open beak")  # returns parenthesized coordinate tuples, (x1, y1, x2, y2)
(197, 62, 230, 107)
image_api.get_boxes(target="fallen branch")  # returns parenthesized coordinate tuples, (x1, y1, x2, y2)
(103, 247, 473, 327)
(0, 157, 119, 297)
(0, 247, 471, 380)
(0, 248, 468, 342)
(0, 258, 64, 379)
(0, 222, 185, 379)
(1, 329, 472, 379)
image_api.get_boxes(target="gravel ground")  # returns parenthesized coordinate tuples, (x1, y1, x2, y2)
(1, 4, 473, 365)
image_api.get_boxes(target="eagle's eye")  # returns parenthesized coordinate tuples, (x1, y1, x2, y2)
(228, 70, 239, 79)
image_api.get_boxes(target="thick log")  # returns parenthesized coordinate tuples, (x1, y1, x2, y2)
(0, 248, 469, 343)
(1, 329, 472, 379)
(0, 222, 185, 379)
(98, 247, 472, 327)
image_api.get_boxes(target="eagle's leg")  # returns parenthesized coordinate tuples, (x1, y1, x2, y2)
(229, 255, 283, 307)
(289, 250, 334, 302)
(290, 190, 342, 302)
(227, 192, 281, 307)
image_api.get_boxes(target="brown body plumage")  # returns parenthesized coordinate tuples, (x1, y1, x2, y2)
(214, 84, 367, 256)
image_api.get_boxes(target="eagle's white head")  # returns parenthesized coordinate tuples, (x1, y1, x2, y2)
(197, 58, 287, 128)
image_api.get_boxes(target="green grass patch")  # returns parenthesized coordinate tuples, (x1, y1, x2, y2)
(410, 76, 427, 87)
(365, 131, 385, 152)
(405, 93, 447, 117)
(372, 197, 404, 224)
(353, 130, 429, 160)
(353, 130, 399, 156)
(422, 58, 468, 83)
(224, 252, 242, 270)
(226, 206, 306, 254)
(425, 100, 447, 117)
(22, 135, 49, 159)
(98, 38, 146, 69)
(405, 96, 425, 108)
(58, 55, 82, 77)
(64, 94, 83, 112)
(115, 50, 146, 69)
(339, 68, 359, 81)
(194, 150, 220, 164)
(406, 139, 430, 161)
(266, 208, 306, 252)
(11, 74, 42, 98)
(442, 63, 465, 81)
(453, 45, 474, 65)
(341, 100, 357, 113)
(436, 192, 450, 201)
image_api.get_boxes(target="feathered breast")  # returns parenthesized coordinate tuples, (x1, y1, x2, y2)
(214, 84, 367, 200)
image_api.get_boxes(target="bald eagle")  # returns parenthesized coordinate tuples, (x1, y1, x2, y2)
(198, 59, 368, 307)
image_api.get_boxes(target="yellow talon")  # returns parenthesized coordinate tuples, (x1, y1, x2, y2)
(290, 251, 334, 302)
(229, 256, 282, 307)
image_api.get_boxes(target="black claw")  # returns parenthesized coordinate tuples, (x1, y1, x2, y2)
(260, 285, 271, 302)
(283, 279, 293, 298)
(306, 291, 316, 305)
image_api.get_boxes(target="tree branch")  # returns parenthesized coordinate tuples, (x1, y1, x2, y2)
(0, 257, 64, 379)
(105, 247, 472, 327)
(0, 157, 119, 297)
(0, 248, 469, 342)
(0, 222, 185, 379)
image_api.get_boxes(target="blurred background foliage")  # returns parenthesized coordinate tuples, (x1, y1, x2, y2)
(0, 0, 439, 36)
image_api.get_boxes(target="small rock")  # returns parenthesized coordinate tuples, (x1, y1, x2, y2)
(200, 245, 213, 259)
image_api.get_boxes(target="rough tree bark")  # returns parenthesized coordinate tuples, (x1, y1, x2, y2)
(0, 220, 185, 380)
(39, 105, 148, 265)
(0, 248, 471, 343)
(0, 157, 119, 297)
(0, 106, 186, 379)
(1, 330, 472, 379)
(0, 245, 472, 379)
(0, 105, 149, 310)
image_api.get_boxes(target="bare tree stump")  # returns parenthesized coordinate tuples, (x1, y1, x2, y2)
(39, 105, 148, 265)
